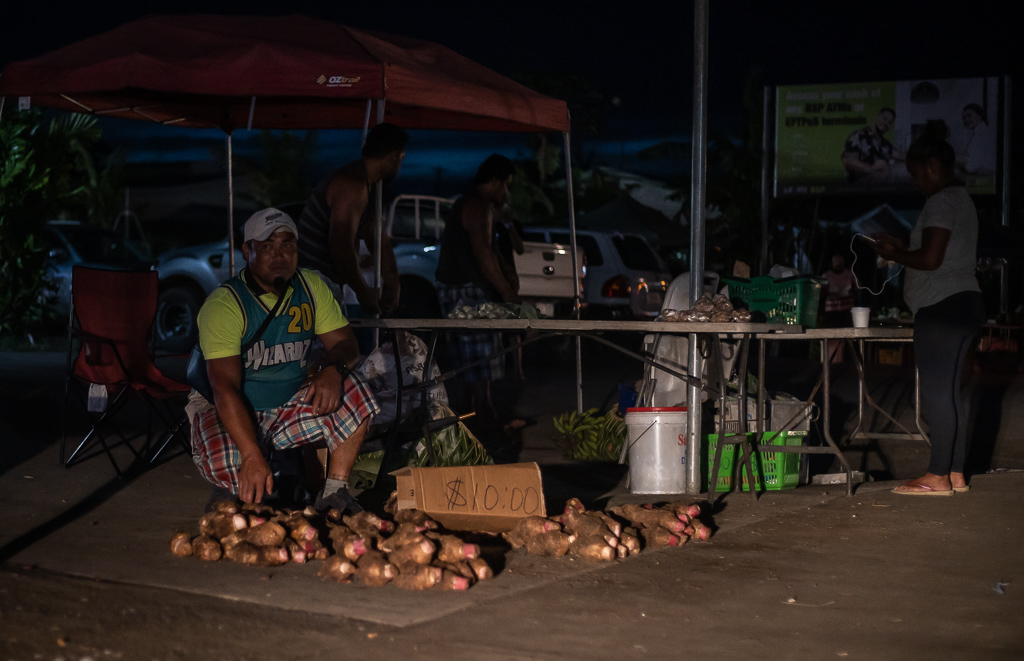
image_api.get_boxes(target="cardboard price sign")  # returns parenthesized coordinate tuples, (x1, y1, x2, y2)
(391, 463, 546, 533)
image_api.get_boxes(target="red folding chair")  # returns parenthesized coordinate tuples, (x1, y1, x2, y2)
(61, 266, 192, 478)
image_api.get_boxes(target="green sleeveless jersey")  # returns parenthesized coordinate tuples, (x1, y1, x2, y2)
(221, 270, 318, 411)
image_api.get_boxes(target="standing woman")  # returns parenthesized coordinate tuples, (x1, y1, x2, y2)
(873, 122, 985, 496)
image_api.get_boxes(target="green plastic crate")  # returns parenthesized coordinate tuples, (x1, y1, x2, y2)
(721, 275, 826, 327)
(704, 431, 802, 492)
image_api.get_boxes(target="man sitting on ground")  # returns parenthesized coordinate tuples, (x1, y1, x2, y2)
(191, 208, 379, 514)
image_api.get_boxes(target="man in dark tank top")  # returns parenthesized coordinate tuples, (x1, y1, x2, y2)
(297, 123, 408, 316)
(435, 154, 521, 305)
(435, 154, 522, 439)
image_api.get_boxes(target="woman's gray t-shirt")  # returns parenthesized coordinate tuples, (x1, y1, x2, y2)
(902, 186, 980, 313)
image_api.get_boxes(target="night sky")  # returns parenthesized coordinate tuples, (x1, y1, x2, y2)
(1, 1, 1020, 193)
(3, 1, 1018, 131)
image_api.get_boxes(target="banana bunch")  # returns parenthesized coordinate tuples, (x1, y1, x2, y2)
(552, 408, 627, 462)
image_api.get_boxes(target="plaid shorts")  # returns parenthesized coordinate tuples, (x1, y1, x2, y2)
(191, 372, 379, 493)
(437, 282, 505, 383)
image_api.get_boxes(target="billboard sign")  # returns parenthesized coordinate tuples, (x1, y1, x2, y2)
(775, 77, 999, 196)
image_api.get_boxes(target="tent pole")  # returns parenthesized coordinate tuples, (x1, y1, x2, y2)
(362, 99, 372, 146)
(760, 85, 771, 276)
(1000, 75, 1012, 316)
(227, 132, 236, 277)
(373, 99, 386, 349)
(686, 0, 710, 496)
(246, 96, 256, 131)
(0, 96, 5, 122)
(563, 130, 583, 415)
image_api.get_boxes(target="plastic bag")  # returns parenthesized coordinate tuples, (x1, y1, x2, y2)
(358, 331, 448, 427)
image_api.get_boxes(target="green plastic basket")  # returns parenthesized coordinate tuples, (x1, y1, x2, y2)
(721, 275, 826, 327)
(704, 431, 802, 492)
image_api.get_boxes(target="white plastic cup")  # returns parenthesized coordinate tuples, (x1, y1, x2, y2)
(851, 307, 870, 328)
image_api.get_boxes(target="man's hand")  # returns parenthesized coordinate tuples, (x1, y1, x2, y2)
(305, 366, 343, 415)
(503, 290, 524, 304)
(872, 160, 889, 172)
(237, 452, 273, 504)
(355, 286, 382, 315)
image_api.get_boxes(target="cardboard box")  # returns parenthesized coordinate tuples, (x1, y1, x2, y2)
(390, 462, 546, 533)
(877, 346, 904, 366)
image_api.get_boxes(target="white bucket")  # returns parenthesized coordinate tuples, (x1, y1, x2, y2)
(625, 406, 688, 494)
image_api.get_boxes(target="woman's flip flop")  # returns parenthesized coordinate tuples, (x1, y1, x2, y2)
(892, 481, 954, 496)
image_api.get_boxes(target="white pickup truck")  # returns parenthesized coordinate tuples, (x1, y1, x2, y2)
(385, 195, 583, 319)
(151, 196, 582, 352)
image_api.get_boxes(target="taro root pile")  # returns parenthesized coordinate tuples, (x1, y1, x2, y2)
(504, 498, 711, 561)
(169, 500, 492, 591)
(657, 293, 752, 323)
(170, 496, 713, 588)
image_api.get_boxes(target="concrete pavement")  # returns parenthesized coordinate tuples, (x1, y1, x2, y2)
(2, 347, 1023, 659)
(3, 440, 1022, 659)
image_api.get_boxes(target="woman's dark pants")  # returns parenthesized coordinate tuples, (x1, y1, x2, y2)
(913, 291, 985, 475)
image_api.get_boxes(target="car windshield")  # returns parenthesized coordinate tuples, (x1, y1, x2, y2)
(390, 199, 449, 239)
(55, 226, 149, 263)
(612, 235, 659, 270)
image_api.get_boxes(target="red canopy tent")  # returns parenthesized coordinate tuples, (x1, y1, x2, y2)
(0, 15, 578, 321)
(0, 14, 569, 133)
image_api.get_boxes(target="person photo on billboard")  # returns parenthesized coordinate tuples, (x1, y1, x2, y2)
(957, 103, 996, 177)
(840, 107, 906, 182)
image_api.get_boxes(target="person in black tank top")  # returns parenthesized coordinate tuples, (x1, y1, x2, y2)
(435, 155, 524, 449)
(435, 154, 521, 304)
(296, 123, 409, 316)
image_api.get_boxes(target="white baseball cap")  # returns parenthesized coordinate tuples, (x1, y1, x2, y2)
(243, 208, 298, 243)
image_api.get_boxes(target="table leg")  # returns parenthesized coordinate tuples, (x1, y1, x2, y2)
(687, 332, 704, 496)
(575, 335, 583, 415)
(375, 331, 408, 479)
(848, 339, 865, 443)
(421, 331, 439, 410)
(735, 335, 757, 503)
(707, 335, 757, 504)
(419, 331, 440, 466)
(848, 338, 924, 443)
(757, 338, 766, 437)
(820, 338, 854, 496)
(708, 336, 726, 504)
